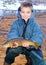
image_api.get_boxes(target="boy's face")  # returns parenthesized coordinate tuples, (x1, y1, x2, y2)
(20, 7, 32, 22)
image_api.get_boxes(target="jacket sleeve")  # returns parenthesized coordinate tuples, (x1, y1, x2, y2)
(7, 21, 19, 41)
(30, 22, 43, 46)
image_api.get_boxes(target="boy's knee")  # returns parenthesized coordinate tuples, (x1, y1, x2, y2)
(7, 48, 19, 57)
(9, 49, 16, 54)
(5, 48, 18, 64)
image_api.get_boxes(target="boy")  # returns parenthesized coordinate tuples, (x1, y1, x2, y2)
(3, 2, 45, 65)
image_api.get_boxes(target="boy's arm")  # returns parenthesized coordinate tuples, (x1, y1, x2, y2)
(7, 21, 19, 41)
(30, 22, 43, 46)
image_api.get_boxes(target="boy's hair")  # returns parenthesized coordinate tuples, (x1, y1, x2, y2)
(21, 2, 32, 8)
(19, 2, 33, 12)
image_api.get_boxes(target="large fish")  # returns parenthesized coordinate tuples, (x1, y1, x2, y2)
(2, 38, 40, 49)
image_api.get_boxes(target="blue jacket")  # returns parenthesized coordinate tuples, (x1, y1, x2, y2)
(7, 17, 43, 45)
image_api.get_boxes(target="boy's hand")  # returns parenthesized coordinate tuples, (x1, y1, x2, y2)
(22, 42, 29, 48)
(12, 42, 18, 48)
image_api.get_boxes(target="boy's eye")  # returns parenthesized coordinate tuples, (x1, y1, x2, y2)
(27, 12, 30, 14)
(22, 11, 25, 13)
